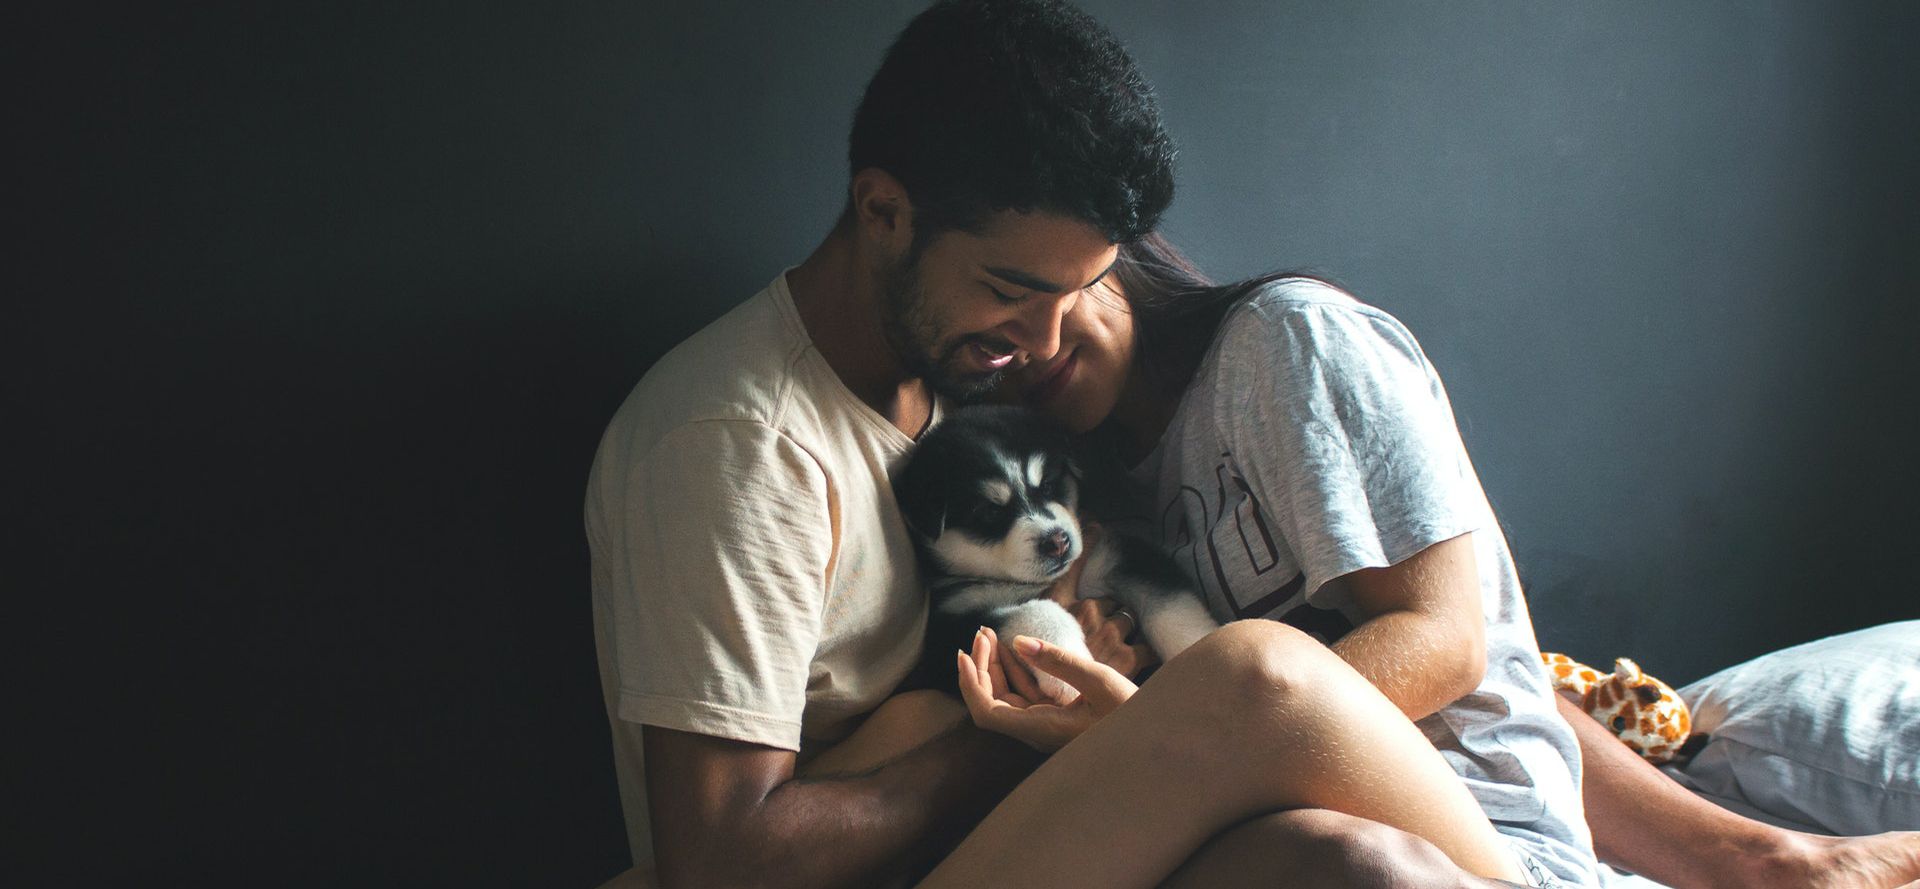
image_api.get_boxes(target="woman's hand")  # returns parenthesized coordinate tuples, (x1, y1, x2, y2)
(954, 626, 1137, 753)
(1068, 598, 1158, 680)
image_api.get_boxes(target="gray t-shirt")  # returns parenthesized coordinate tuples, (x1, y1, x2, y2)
(1127, 279, 1599, 885)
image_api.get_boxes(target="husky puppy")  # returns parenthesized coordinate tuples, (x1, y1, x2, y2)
(892, 405, 1218, 702)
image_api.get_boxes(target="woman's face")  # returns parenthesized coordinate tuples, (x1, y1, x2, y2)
(997, 278, 1136, 434)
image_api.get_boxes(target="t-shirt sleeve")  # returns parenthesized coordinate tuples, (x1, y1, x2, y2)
(600, 419, 832, 751)
(1211, 297, 1484, 609)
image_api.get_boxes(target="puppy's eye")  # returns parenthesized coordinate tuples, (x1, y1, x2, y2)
(969, 502, 1004, 523)
(1036, 466, 1064, 496)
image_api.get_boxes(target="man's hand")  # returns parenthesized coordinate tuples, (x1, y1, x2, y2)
(1069, 598, 1157, 679)
(955, 626, 1136, 752)
(641, 694, 1040, 889)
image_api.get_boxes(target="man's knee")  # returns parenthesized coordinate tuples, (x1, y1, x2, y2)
(596, 865, 655, 889)
(797, 689, 965, 778)
(1250, 810, 1473, 889)
(870, 688, 966, 727)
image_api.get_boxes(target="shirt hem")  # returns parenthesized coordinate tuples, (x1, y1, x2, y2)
(616, 689, 804, 752)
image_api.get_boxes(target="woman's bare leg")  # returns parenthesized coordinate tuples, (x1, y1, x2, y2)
(1160, 809, 1519, 889)
(919, 620, 1525, 888)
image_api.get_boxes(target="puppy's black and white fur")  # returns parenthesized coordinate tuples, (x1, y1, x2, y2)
(893, 405, 1219, 701)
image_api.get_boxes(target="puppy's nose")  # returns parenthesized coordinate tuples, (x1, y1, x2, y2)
(1037, 530, 1070, 560)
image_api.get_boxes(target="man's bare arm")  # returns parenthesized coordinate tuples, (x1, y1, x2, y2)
(641, 705, 1042, 889)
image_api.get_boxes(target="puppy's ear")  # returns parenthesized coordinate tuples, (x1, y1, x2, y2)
(891, 449, 946, 540)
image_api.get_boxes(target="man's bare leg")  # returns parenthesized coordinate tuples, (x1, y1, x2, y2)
(920, 620, 1527, 888)
(797, 690, 968, 778)
(1160, 809, 1521, 889)
(595, 866, 654, 889)
(1562, 694, 1920, 889)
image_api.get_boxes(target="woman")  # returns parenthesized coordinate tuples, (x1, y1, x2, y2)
(913, 231, 1578, 888)
(941, 233, 1920, 889)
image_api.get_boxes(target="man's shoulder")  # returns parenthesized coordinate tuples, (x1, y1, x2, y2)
(616, 280, 814, 441)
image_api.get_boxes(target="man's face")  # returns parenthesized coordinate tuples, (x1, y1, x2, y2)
(879, 210, 1118, 402)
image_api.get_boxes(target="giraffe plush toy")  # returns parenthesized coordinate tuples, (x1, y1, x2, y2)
(1541, 653, 1695, 764)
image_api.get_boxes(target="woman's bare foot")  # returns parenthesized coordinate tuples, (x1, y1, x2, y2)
(1742, 831, 1920, 889)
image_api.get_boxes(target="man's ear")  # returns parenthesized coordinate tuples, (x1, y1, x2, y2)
(849, 167, 915, 253)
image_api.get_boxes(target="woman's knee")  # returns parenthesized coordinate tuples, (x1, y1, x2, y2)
(1148, 619, 1400, 754)
(1173, 619, 1341, 700)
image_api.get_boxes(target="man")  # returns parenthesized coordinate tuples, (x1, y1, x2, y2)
(586, 1, 1177, 883)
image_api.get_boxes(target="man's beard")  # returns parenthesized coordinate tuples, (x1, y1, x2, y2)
(879, 254, 1008, 403)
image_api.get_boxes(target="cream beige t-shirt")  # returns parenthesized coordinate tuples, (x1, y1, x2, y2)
(584, 272, 931, 868)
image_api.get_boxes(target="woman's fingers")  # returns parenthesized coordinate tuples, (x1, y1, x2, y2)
(1011, 634, 1136, 711)
(985, 626, 1045, 703)
(958, 630, 1114, 752)
(959, 646, 1026, 713)
(955, 646, 1087, 752)
(955, 649, 993, 722)
(970, 627, 1034, 706)
(970, 624, 992, 677)
(976, 627, 1008, 701)
(956, 648, 1052, 740)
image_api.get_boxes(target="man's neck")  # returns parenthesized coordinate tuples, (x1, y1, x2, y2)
(786, 231, 934, 438)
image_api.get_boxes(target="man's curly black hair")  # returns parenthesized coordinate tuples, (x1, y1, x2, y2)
(848, 0, 1176, 251)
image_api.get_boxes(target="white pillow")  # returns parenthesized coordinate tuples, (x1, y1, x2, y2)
(1672, 621, 1920, 835)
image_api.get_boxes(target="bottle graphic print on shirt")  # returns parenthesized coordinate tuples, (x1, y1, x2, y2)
(1157, 451, 1354, 644)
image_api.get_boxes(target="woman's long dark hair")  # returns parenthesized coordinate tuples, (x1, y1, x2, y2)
(1110, 232, 1341, 394)
(1062, 233, 1341, 501)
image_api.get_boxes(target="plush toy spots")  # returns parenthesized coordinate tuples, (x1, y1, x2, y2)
(1540, 653, 1695, 764)
(1541, 652, 1606, 695)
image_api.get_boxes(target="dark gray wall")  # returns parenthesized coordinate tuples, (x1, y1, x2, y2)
(637, 0, 1918, 674)
(24, 1, 1915, 885)
(1110, 1, 1920, 673)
